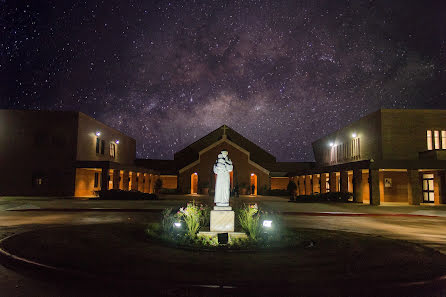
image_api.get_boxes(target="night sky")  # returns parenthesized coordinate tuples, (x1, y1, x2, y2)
(2, 1, 446, 161)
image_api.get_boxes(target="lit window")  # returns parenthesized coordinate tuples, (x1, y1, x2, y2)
(427, 130, 432, 150)
(110, 143, 116, 158)
(442, 131, 446, 149)
(434, 130, 440, 149)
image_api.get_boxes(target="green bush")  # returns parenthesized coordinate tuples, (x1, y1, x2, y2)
(159, 188, 179, 194)
(266, 189, 289, 196)
(95, 189, 158, 200)
(237, 204, 261, 240)
(291, 192, 354, 203)
(178, 201, 208, 238)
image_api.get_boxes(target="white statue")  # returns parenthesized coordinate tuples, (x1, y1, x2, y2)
(213, 150, 233, 206)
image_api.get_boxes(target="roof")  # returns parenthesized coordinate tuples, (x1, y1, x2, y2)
(135, 159, 178, 175)
(173, 125, 277, 169)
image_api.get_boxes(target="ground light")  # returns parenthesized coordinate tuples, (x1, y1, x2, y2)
(173, 222, 181, 228)
(263, 220, 272, 228)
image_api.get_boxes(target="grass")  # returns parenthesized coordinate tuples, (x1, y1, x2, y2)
(2, 223, 446, 295)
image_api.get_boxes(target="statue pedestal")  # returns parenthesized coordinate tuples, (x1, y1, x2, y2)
(210, 206, 234, 232)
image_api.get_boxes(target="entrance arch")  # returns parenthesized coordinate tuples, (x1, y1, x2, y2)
(191, 173, 198, 194)
(250, 173, 257, 195)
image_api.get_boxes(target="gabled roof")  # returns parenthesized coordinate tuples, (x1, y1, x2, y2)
(174, 125, 276, 169)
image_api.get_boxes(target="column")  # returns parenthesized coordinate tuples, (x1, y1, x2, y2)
(131, 171, 138, 191)
(100, 168, 109, 191)
(138, 173, 144, 192)
(340, 171, 349, 193)
(353, 169, 363, 203)
(149, 174, 154, 193)
(320, 173, 327, 193)
(144, 173, 150, 193)
(298, 176, 305, 195)
(122, 170, 129, 191)
(305, 175, 312, 195)
(329, 172, 337, 192)
(407, 170, 421, 205)
(112, 169, 120, 190)
(369, 169, 380, 205)
(312, 174, 319, 194)
(439, 171, 446, 204)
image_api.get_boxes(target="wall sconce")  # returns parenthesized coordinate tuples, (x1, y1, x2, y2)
(115, 140, 120, 144)
(96, 131, 101, 136)
(329, 142, 334, 147)
(352, 132, 357, 138)
(251, 173, 254, 176)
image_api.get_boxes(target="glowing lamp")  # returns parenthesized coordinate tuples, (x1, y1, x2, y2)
(251, 173, 254, 176)
(263, 220, 272, 228)
(173, 222, 181, 228)
(352, 132, 357, 138)
(329, 142, 334, 147)
(96, 131, 101, 136)
(115, 140, 120, 144)
(194, 172, 197, 175)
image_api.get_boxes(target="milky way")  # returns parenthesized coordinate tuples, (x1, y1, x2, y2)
(2, 0, 446, 161)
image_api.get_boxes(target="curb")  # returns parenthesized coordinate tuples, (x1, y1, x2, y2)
(1, 229, 446, 296)
(6, 208, 441, 217)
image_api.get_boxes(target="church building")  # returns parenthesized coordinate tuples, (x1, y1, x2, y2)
(136, 125, 309, 195)
(2, 108, 446, 206)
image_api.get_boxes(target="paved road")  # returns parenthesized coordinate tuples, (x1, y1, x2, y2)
(1, 196, 446, 296)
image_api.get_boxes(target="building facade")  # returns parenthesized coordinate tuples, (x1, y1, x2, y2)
(2, 108, 446, 205)
(292, 109, 446, 205)
(136, 125, 308, 195)
(0, 110, 159, 197)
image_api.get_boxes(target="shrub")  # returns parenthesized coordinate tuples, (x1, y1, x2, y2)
(95, 189, 158, 200)
(159, 188, 179, 194)
(291, 192, 354, 203)
(161, 208, 179, 235)
(238, 204, 261, 240)
(266, 189, 289, 196)
(178, 201, 205, 238)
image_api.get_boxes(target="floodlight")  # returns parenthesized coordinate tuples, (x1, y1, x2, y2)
(263, 220, 272, 228)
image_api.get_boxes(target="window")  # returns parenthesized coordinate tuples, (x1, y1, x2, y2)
(442, 131, 446, 149)
(110, 143, 116, 158)
(94, 172, 99, 188)
(326, 175, 330, 192)
(96, 138, 100, 153)
(427, 130, 432, 150)
(434, 130, 440, 149)
(101, 140, 105, 154)
(422, 174, 434, 203)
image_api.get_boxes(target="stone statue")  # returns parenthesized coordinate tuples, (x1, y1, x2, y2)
(213, 150, 233, 206)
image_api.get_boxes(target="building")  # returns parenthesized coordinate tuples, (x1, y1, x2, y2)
(2, 108, 446, 205)
(0, 110, 159, 197)
(136, 125, 311, 195)
(291, 109, 446, 205)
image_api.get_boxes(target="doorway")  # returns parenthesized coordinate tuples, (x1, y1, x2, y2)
(250, 173, 257, 195)
(422, 173, 434, 203)
(191, 173, 198, 194)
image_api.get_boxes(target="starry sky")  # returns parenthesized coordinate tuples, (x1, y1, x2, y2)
(2, 0, 446, 161)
